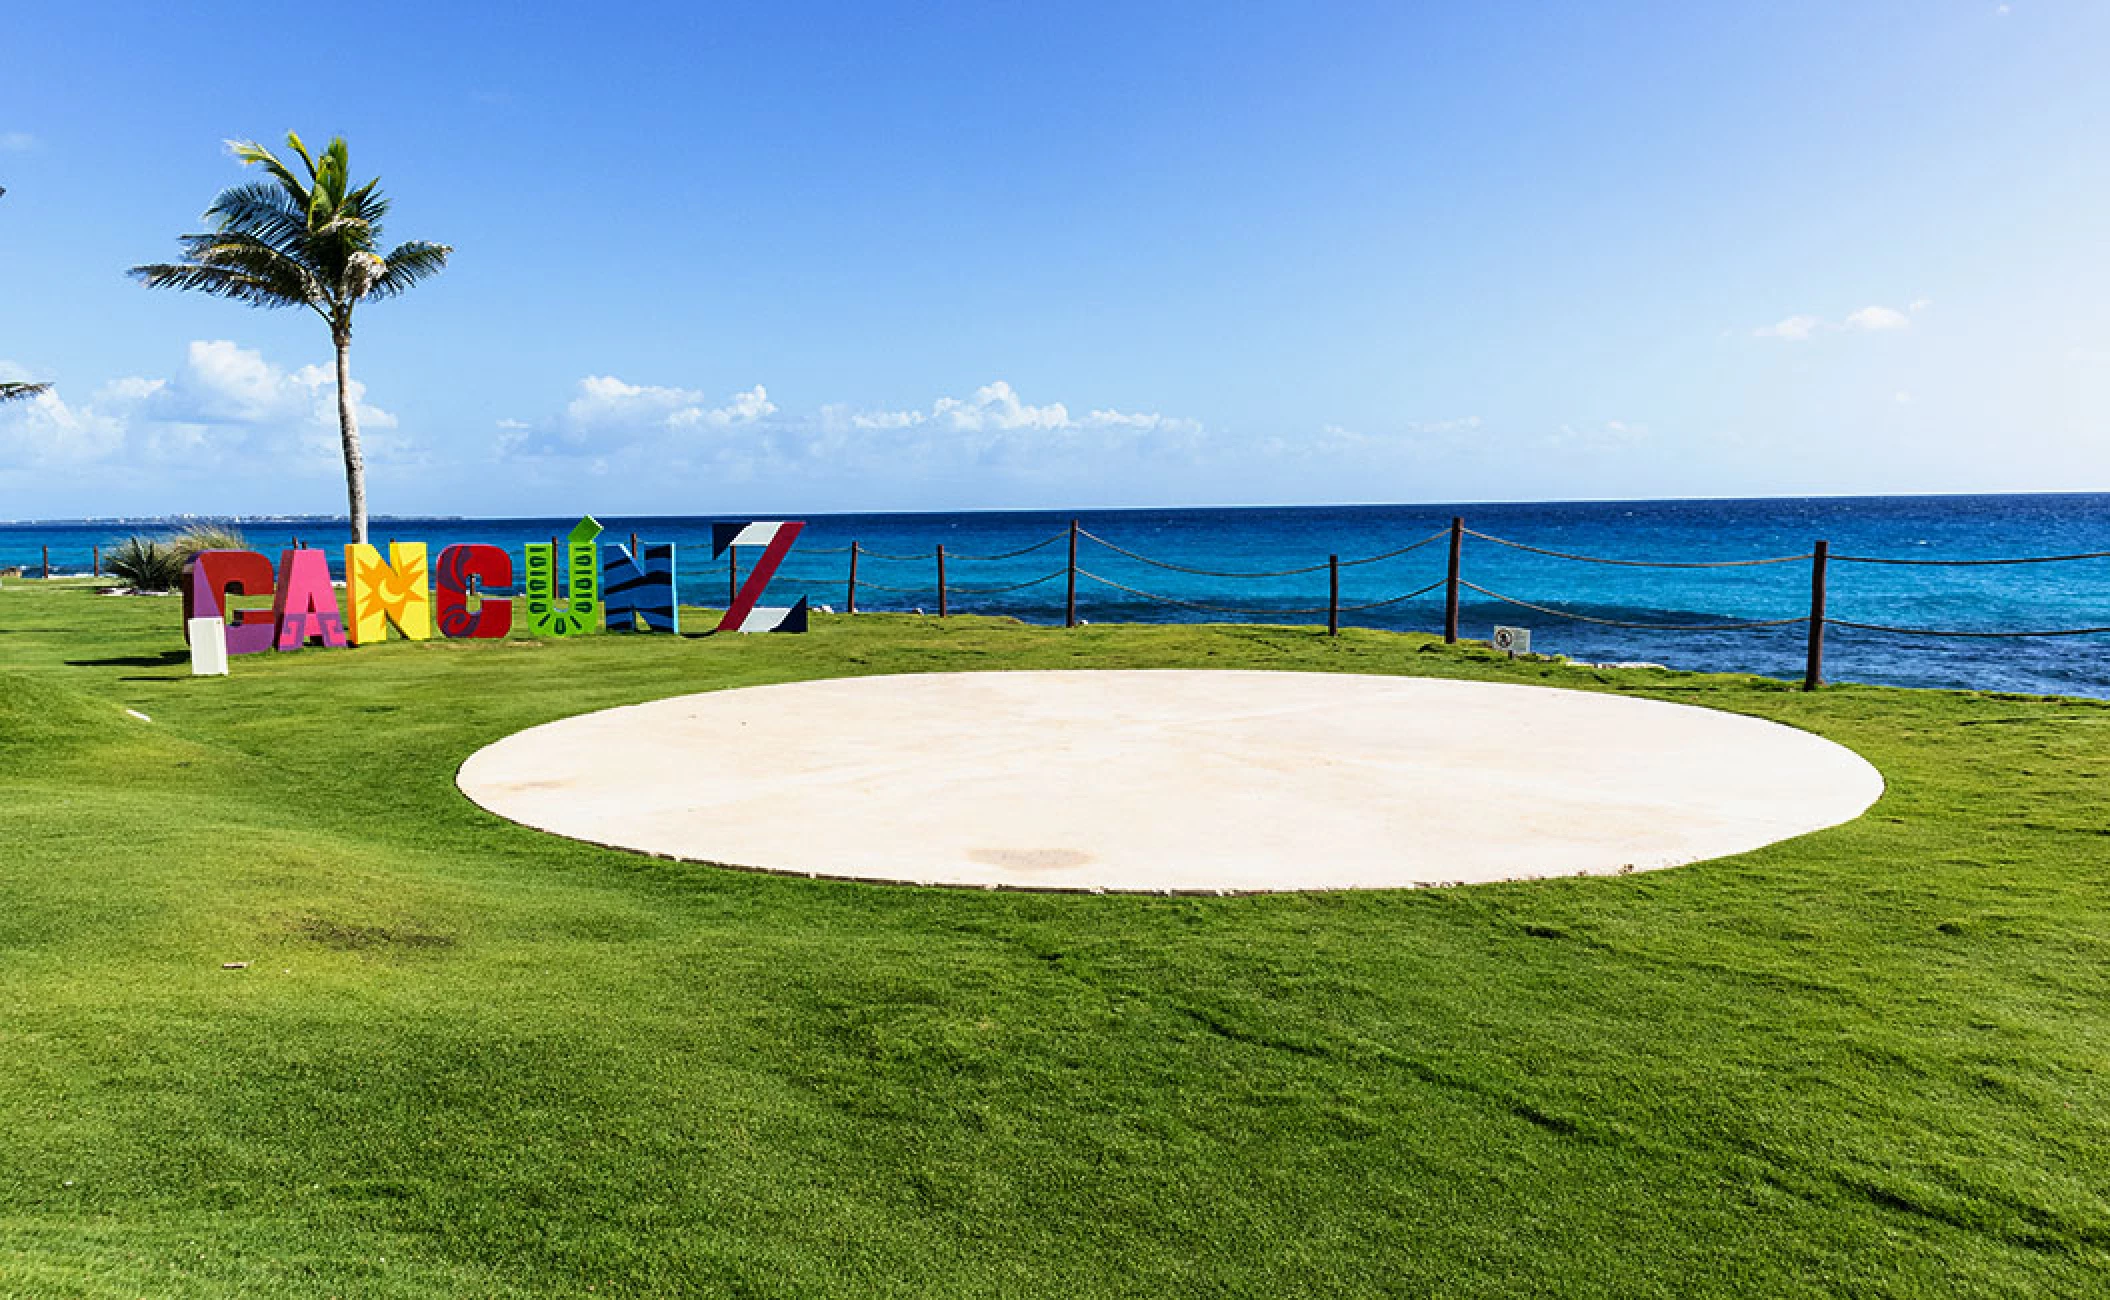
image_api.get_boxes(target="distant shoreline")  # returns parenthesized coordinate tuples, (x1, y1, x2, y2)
(7, 488, 2110, 530)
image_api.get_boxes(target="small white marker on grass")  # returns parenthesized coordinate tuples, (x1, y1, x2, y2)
(188, 616, 229, 677)
(124, 709, 150, 723)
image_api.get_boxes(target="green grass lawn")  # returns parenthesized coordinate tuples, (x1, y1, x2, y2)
(1, 579, 2106, 1298)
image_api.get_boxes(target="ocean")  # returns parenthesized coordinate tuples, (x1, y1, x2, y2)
(7, 494, 2110, 698)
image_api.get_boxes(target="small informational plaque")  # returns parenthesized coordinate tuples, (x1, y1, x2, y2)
(1491, 625, 1531, 657)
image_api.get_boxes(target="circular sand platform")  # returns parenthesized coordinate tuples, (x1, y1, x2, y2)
(457, 670, 1883, 893)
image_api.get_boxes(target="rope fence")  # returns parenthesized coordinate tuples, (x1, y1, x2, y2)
(21, 515, 2110, 689)
(802, 516, 2110, 691)
(1456, 580, 1809, 632)
(1461, 527, 1812, 568)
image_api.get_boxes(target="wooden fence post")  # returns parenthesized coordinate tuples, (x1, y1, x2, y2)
(1804, 539, 1829, 691)
(936, 544, 948, 618)
(1328, 554, 1339, 636)
(42, 545, 49, 579)
(1066, 521, 1079, 628)
(92, 545, 100, 577)
(630, 531, 639, 558)
(847, 542, 860, 614)
(1444, 517, 1463, 643)
(728, 547, 739, 607)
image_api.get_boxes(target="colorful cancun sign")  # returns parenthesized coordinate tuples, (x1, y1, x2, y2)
(182, 517, 806, 669)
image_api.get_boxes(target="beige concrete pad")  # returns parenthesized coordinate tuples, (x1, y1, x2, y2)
(457, 670, 1883, 893)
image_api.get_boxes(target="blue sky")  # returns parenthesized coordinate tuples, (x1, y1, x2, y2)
(2, 1, 2106, 519)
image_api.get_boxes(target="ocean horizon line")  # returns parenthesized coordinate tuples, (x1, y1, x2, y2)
(9, 487, 2110, 530)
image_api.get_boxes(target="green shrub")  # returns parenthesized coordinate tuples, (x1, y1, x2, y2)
(169, 523, 248, 566)
(103, 536, 186, 592)
(102, 524, 249, 592)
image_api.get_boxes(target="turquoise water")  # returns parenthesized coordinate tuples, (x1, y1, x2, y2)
(7, 494, 2110, 697)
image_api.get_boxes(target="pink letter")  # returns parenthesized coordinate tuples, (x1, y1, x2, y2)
(272, 549, 348, 650)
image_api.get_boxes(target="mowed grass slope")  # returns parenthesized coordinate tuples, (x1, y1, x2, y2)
(1, 580, 2106, 1298)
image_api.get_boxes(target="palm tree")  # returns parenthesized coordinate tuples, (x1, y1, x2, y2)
(131, 134, 449, 543)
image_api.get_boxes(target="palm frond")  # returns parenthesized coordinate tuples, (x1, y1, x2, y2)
(130, 261, 288, 308)
(0, 380, 52, 404)
(225, 138, 310, 212)
(204, 181, 314, 255)
(180, 227, 326, 292)
(368, 240, 452, 299)
(343, 174, 389, 215)
(310, 138, 352, 223)
(283, 131, 320, 180)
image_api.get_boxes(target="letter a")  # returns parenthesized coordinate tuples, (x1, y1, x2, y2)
(272, 548, 348, 650)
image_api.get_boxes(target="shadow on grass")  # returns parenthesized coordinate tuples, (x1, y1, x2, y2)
(67, 650, 189, 669)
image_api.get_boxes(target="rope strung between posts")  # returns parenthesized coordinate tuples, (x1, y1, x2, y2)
(1461, 528, 1813, 568)
(1078, 568, 1444, 618)
(1456, 581, 1807, 632)
(1340, 578, 1448, 611)
(1335, 528, 1453, 567)
(1077, 529, 1331, 578)
(942, 533, 1067, 561)
(1826, 618, 2110, 638)
(945, 569, 1069, 595)
(1830, 549, 2110, 567)
(1078, 568, 1339, 616)
(1078, 525, 1452, 577)
(853, 546, 935, 562)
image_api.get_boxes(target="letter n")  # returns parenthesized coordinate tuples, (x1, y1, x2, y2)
(603, 542, 679, 634)
(345, 542, 433, 645)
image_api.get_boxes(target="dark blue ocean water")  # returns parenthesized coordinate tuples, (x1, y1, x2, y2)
(8, 494, 2110, 697)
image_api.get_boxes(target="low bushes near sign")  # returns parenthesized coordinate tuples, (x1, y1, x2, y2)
(105, 536, 186, 592)
(104, 524, 252, 593)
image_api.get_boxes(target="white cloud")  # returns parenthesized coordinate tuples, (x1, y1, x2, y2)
(564, 375, 775, 433)
(932, 380, 1071, 432)
(0, 339, 404, 474)
(1403, 415, 1484, 436)
(0, 387, 126, 467)
(668, 384, 775, 429)
(842, 380, 1201, 439)
(99, 376, 167, 401)
(847, 408, 924, 431)
(0, 131, 34, 154)
(1754, 304, 1916, 340)
(1754, 314, 1826, 342)
(1844, 305, 1910, 332)
(1908, 297, 1933, 312)
(503, 376, 1210, 493)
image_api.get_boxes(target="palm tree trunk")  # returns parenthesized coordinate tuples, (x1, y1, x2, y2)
(333, 326, 368, 544)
